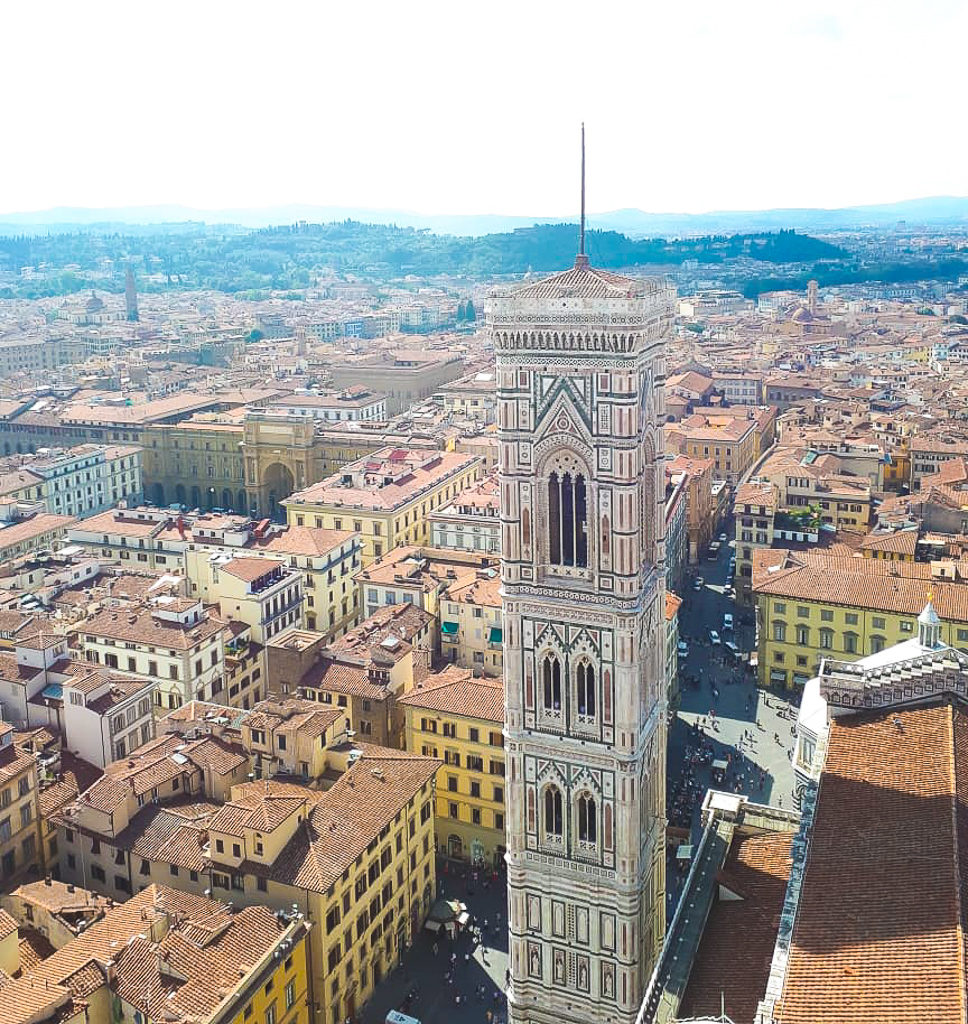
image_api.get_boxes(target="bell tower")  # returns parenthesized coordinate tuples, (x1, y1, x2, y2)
(488, 244, 674, 1023)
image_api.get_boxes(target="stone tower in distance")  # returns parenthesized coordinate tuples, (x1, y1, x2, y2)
(487, 246, 674, 1024)
(125, 266, 139, 322)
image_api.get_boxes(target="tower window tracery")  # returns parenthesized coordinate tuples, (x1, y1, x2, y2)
(542, 654, 562, 711)
(577, 793, 597, 844)
(548, 471, 587, 567)
(576, 660, 596, 718)
(544, 786, 563, 838)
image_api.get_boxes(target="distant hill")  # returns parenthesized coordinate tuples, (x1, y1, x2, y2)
(0, 223, 846, 297)
(2, 196, 968, 238)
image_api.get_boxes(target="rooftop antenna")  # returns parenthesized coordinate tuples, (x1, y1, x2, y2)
(576, 122, 588, 269)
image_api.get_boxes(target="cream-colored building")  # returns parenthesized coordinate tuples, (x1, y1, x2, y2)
(440, 568, 503, 677)
(80, 597, 229, 709)
(429, 472, 501, 553)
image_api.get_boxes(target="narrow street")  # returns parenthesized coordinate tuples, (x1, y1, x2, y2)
(665, 528, 799, 915)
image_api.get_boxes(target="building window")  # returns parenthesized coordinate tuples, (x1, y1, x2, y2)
(870, 635, 886, 653)
(795, 626, 809, 646)
(542, 655, 562, 711)
(819, 628, 833, 649)
(577, 794, 597, 844)
(544, 787, 563, 838)
(844, 632, 859, 654)
(548, 471, 587, 567)
(773, 622, 786, 643)
(576, 660, 596, 717)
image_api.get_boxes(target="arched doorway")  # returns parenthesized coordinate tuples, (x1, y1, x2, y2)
(238, 490, 248, 515)
(151, 482, 165, 506)
(190, 486, 201, 509)
(264, 463, 295, 521)
(174, 484, 186, 507)
(205, 488, 216, 511)
(222, 488, 233, 510)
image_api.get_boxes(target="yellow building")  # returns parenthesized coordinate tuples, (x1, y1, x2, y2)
(665, 407, 775, 483)
(0, 721, 41, 885)
(399, 667, 506, 865)
(753, 548, 968, 688)
(142, 416, 250, 513)
(285, 447, 482, 563)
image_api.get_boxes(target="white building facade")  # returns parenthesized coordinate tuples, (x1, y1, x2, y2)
(489, 256, 673, 1024)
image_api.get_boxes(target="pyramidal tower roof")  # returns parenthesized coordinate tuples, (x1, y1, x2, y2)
(505, 259, 659, 301)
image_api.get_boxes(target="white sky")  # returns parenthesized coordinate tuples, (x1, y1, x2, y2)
(2, 0, 967, 216)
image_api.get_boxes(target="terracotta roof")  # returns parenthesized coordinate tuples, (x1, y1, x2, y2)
(777, 704, 968, 1023)
(218, 556, 280, 583)
(753, 549, 968, 622)
(252, 526, 357, 557)
(82, 604, 225, 650)
(398, 667, 504, 723)
(736, 480, 779, 509)
(679, 832, 794, 1024)
(860, 528, 919, 555)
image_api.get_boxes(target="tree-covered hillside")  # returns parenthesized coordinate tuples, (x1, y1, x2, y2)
(0, 221, 845, 297)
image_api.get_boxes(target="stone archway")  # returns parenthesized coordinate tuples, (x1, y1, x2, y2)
(151, 482, 165, 506)
(174, 484, 187, 507)
(264, 462, 295, 521)
(221, 488, 233, 510)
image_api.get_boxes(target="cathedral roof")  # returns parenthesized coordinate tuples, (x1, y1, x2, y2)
(506, 258, 662, 301)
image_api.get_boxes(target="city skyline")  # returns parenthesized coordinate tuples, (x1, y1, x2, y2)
(4, 0, 967, 216)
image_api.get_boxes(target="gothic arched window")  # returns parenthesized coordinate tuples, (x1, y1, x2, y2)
(544, 787, 563, 837)
(576, 661, 596, 717)
(542, 655, 562, 711)
(578, 794, 597, 843)
(548, 471, 588, 567)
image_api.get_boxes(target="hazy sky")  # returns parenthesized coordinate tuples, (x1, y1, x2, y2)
(3, 0, 966, 216)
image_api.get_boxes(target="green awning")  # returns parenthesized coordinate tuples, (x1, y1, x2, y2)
(488, 627, 503, 643)
(441, 621, 459, 635)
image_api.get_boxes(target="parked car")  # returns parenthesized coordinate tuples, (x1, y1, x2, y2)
(707, 541, 721, 559)
(723, 613, 734, 632)
(724, 640, 742, 661)
(708, 629, 721, 645)
(718, 533, 728, 543)
(677, 640, 689, 657)
(693, 576, 704, 591)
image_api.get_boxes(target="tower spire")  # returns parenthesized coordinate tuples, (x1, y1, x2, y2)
(576, 122, 588, 269)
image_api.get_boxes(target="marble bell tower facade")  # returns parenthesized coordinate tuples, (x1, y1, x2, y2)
(487, 254, 675, 1024)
